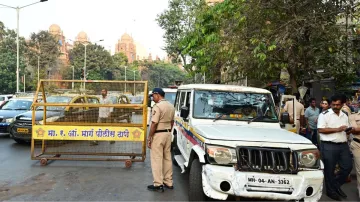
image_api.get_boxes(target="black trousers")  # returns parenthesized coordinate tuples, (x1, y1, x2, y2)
(321, 142, 352, 195)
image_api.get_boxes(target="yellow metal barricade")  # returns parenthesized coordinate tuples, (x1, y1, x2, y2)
(30, 80, 148, 167)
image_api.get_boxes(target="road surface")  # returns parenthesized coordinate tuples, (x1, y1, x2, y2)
(0, 112, 359, 201)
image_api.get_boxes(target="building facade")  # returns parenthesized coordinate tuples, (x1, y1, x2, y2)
(115, 33, 137, 63)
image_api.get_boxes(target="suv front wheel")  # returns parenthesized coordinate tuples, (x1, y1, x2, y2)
(189, 158, 207, 201)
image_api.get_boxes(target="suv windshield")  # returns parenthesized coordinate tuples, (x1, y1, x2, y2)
(165, 92, 176, 105)
(193, 90, 278, 123)
(37, 96, 72, 111)
(1, 100, 32, 110)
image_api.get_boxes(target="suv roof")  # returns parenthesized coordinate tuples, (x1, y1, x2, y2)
(178, 84, 271, 94)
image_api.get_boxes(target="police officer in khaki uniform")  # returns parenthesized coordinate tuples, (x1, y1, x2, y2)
(349, 111, 360, 199)
(284, 93, 305, 133)
(147, 88, 175, 192)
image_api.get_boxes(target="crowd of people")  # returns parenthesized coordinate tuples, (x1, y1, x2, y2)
(283, 93, 360, 200)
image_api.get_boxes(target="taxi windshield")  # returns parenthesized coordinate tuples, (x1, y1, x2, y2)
(193, 90, 279, 123)
(37, 96, 72, 111)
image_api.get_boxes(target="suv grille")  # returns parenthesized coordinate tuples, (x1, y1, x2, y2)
(236, 147, 298, 174)
(14, 120, 32, 126)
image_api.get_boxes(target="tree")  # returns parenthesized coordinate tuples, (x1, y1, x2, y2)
(156, 0, 205, 66)
(163, 0, 360, 91)
(111, 52, 128, 80)
(26, 30, 61, 90)
(0, 21, 27, 93)
(68, 43, 113, 81)
(140, 61, 191, 89)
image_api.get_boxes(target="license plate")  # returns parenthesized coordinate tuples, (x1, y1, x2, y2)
(246, 175, 292, 187)
(17, 128, 29, 133)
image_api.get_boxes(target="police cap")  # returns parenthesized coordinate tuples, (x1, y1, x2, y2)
(151, 88, 165, 97)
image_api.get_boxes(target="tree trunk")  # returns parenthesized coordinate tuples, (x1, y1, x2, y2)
(287, 67, 298, 94)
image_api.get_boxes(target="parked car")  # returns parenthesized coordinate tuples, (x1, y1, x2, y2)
(0, 98, 33, 136)
(9, 95, 99, 144)
(0, 94, 14, 107)
(171, 84, 323, 201)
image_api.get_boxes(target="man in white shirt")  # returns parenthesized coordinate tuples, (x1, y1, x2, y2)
(91, 89, 114, 145)
(317, 94, 353, 201)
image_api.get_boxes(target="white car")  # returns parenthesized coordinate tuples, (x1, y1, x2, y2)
(0, 94, 14, 106)
(147, 88, 177, 125)
(171, 84, 323, 201)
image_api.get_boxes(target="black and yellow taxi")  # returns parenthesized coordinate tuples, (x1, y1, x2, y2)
(9, 94, 100, 144)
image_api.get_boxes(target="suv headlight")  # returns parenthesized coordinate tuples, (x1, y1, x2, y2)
(6, 117, 15, 123)
(38, 116, 60, 125)
(298, 149, 320, 169)
(206, 145, 237, 165)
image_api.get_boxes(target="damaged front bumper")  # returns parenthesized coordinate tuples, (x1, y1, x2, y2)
(202, 165, 323, 201)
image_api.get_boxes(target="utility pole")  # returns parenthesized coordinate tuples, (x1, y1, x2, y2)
(72, 66, 74, 90)
(37, 55, 40, 84)
(23, 74, 25, 93)
(124, 66, 127, 93)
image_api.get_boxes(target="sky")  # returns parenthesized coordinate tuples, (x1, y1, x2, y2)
(0, 0, 169, 58)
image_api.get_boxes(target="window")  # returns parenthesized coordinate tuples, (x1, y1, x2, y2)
(193, 90, 279, 123)
(71, 97, 85, 112)
(1, 100, 32, 110)
(185, 92, 191, 108)
(179, 91, 186, 109)
(174, 91, 180, 110)
(87, 98, 99, 104)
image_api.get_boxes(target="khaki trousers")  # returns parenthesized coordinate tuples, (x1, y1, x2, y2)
(350, 140, 360, 197)
(150, 132, 173, 186)
(296, 120, 300, 134)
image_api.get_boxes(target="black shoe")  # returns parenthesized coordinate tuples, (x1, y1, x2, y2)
(326, 193, 341, 201)
(164, 184, 174, 189)
(147, 185, 164, 192)
(336, 188, 347, 198)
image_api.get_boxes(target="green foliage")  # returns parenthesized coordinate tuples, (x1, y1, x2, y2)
(68, 43, 113, 80)
(156, 0, 206, 65)
(0, 24, 27, 94)
(139, 61, 189, 89)
(26, 30, 61, 90)
(159, 0, 360, 91)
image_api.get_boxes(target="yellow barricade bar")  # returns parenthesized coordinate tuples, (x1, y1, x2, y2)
(33, 125, 145, 141)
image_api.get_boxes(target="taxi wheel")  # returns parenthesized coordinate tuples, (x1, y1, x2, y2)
(40, 158, 48, 166)
(189, 159, 206, 201)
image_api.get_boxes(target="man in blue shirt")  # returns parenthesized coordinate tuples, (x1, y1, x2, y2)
(305, 98, 320, 147)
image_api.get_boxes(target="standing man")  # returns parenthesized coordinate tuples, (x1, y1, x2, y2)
(341, 95, 352, 116)
(147, 88, 175, 192)
(304, 98, 320, 147)
(91, 88, 114, 145)
(284, 93, 305, 133)
(317, 94, 353, 200)
(349, 109, 360, 199)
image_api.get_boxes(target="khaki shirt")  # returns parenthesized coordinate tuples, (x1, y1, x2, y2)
(151, 99, 175, 130)
(349, 113, 360, 139)
(284, 100, 304, 122)
(342, 105, 351, 116)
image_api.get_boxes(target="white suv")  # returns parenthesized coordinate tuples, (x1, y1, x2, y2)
(171, 84, 323, 201)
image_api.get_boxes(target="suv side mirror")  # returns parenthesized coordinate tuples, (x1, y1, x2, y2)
(280, 112, 290, 124)
(180, 106, 189, 119)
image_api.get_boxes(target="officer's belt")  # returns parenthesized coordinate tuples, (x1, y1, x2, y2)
(353, 138, 360, 144)
(155, 129, 171, 133)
